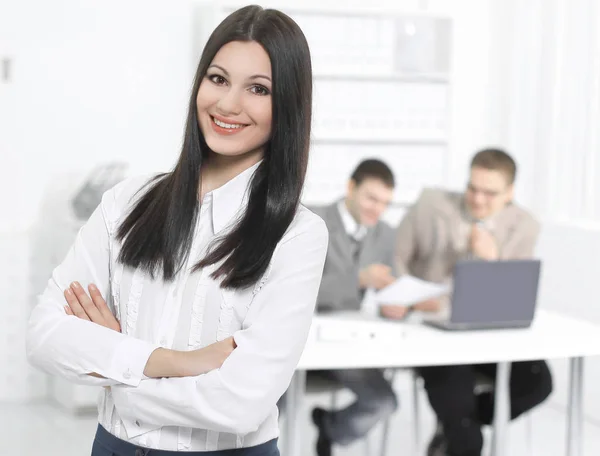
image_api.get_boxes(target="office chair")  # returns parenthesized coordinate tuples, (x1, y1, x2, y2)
(305, 368, 418, 456)
(411, 371, 534, 456)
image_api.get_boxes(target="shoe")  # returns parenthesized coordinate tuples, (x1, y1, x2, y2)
(311, 407, 332, 456)
(426, 422, 448, 456)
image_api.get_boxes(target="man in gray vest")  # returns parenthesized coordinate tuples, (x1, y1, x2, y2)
(308, 159, 399, 456)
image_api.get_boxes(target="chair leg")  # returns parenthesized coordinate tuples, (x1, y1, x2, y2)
(364, 433, 372, 456)
(329, 392, 337, 456)
(489, 408, 535, 456)
(277, 396, 287, 452)
(525, 413, 533, 455)
(378, 369, 397, 456)
(380, 416, 392, 456)
(412, 370, 422, 454)
(331, 391, 338, 410)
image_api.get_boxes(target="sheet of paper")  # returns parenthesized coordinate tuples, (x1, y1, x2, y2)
(360, 288, 379, 317)
(373, 275, 450, 306)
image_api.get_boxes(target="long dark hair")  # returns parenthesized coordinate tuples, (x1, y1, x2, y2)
(116, 5, 312, 289)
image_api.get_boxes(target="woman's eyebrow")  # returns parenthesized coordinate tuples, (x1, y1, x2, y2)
(208, 64, 271, 82)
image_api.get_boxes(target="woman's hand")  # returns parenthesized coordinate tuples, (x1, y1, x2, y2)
(64, 281, 236, 378)
(64, 281, 121, 332)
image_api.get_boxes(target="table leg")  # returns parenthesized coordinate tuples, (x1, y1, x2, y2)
(491, 361, 511, 456)
(566, 357, 584, 456)
(285, 369, 307, 456)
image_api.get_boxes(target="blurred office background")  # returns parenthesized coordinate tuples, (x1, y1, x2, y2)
(1, 0, 599, 454)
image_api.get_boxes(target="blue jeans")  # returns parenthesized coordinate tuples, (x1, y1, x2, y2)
(91, 424, 280, 456)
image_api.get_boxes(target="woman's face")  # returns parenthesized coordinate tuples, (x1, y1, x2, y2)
(197, 41, 273, 161)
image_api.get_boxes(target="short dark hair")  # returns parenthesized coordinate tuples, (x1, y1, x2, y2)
(470, 148, 517, 184)
(350, 159, 395, 188)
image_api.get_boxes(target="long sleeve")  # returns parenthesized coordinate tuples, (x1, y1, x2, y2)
(110, 215, 328, 437)
(499, 216, 540, 259)
(395, 200, 421, 276)
(26, 186, 159, 387)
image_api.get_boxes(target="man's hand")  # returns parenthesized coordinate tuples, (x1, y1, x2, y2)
(412, 298, 442, 313)
(470, 225, 499, 260)
(64, 282, 121, 332)
(380, 298, 442, 320)
(380, 304, 410, 320)
(359, 264, 395, 290)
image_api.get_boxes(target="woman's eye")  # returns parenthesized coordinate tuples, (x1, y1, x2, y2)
(208, 74, 227, 85)
(250, 85, 270, 96)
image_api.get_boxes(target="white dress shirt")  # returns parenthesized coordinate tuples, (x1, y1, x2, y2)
(337, 200, 367, 241)
(27, 163, 328, 451)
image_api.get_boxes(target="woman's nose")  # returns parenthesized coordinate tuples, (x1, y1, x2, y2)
(215, 88, 242, 116)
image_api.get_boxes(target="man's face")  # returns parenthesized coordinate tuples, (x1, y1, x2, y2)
(345, 178, 394, 227)
(465, 166, 514, 220)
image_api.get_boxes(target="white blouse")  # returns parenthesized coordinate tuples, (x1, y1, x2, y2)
(26, 163, 328, 451)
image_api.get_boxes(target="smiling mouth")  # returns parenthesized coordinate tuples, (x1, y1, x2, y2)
(211, 116, 248, 130)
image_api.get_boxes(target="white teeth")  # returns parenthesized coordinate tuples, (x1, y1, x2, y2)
(213, 117, 244, 129)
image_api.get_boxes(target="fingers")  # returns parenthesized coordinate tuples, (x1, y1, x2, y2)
(380, 305, 408, 320)
(72, 281, 104, 321)
(88, 284, 120, 331)
(414, 298, 442, 312)
(64, 282, 103, 322)
(375, 273, 395, 290)
(383, 274, 395, 285)
(63, 282, 122, 331)
(64, 286, 91, 321)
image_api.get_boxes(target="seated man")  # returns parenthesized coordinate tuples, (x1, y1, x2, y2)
(383, 149, 553, 456)
(309, 159, 398, 456)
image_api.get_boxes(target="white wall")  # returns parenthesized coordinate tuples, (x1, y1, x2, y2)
(1, 0, 194, 233)
(1, 0, 195, 401)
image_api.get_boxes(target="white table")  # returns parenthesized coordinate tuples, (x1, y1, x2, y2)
(282, 310, 600, 456)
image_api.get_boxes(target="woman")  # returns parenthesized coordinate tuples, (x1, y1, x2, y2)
(27, 5, 327, 455)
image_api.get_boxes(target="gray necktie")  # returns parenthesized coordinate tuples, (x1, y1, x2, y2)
(349, 228, 363, 263)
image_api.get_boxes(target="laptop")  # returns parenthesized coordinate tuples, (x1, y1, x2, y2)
(423, 259, 541, 330)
